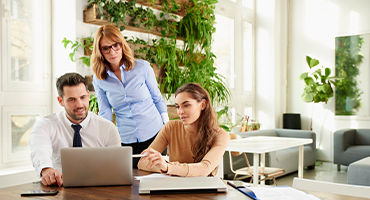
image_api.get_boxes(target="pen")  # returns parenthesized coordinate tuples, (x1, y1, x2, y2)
(132, 152, 149, 158)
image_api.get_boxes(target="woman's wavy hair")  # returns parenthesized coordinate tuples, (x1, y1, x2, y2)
(175, 83, 219, 162)
(91, 25, 135, 80)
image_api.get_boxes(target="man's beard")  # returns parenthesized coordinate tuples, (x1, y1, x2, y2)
(66, 106, 88, 122)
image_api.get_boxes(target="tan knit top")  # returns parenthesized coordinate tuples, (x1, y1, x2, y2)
(138, 120, 229, 177)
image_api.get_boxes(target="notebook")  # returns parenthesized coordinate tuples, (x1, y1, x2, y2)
(139, 176, 228, 194)
(61, 146, 132, 187)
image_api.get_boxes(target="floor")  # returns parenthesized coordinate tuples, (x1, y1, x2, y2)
(226, 161, 349, 187)
(277, 162, 348, 186)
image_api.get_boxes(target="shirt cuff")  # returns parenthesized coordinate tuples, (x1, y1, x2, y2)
(161, 113, 169, 124)
(38, 166, 54, 178)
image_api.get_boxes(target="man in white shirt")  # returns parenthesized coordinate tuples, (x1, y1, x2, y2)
(29, 73, 121, 186)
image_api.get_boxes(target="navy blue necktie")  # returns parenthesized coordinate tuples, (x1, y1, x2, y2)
(71, 124, 82, 147)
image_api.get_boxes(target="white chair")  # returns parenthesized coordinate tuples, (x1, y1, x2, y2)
(292, 177, 370, 199)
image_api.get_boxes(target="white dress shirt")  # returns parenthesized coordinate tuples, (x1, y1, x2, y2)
(29, 111, 121, 177)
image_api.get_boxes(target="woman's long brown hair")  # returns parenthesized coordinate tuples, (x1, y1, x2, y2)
(91, 25, 135, 80)
(175, 83, 219, 163)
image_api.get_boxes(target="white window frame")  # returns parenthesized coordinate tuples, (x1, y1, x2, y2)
(1, 0, 49, 92)
(215, 0, 255, 121)
(2, 106, 46, 166)
(0, 0, 51, 171)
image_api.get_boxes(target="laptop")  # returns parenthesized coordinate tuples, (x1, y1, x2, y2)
(61, 146, 132, 187)
(139, 176, 228, 194)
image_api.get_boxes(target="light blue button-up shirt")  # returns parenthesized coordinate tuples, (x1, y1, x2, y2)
(93, 59, 167, 143)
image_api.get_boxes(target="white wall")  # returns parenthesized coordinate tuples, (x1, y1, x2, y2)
(255, 0, 288, 129)
(52, 0, 77, 113)
(288, 0, 370, 161)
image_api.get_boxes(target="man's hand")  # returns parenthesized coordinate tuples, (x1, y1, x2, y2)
(140, 148, 168, 172)
(41, 168, 63, 186)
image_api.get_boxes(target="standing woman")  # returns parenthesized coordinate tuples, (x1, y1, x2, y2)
(138, 83, 229, 176)
(91, 25, 169, 168)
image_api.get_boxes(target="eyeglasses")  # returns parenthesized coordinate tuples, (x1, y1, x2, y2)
(100, 42, 122, 54)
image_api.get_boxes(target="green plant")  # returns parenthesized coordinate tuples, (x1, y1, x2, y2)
(299, 55, 343, 130)
(88, 0, 136, 31)
(179, 0, 216, 53)
(217, 107, 261, 133)
(239, 115, 261, 132)
(89, 94, 98, 114)
(335, 35, 364, 115)
(89, 94, 117, 124)
(67, 0, 231, 107)
(62, 36, 94, 67)
(217, 106, 237, 132)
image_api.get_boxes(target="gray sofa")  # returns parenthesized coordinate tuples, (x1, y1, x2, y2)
(348, 157, 370, 186)
(334, 129, 370, 171)
(224, 129, 316, 180)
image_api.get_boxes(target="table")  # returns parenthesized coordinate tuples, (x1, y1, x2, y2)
(0, 169, 246, 200)
(226, 136, 313, 185)
(302, 190, 370, 200)
(1, 169, 368, 200)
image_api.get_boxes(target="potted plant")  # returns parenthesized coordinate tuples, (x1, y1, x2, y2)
(299, 55, 343, 130)
(239, 115, 261, 132)
(217, 106, 237, 132)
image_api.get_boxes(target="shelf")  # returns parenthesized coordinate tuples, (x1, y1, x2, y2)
(83, 4, 181, 40)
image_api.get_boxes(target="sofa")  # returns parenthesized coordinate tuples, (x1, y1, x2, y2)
(347, 156, 370, 186)
(334, 129, 370, 171)
(223, 129, 316, 180)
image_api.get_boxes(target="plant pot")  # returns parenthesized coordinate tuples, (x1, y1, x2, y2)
(132, 0, 188, 17)
(167, 104, 178, 120)
(85, 75, 94, 91)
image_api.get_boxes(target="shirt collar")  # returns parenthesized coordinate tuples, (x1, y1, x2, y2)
(106, 63, 126, 76)
(62, 110, 91, 130)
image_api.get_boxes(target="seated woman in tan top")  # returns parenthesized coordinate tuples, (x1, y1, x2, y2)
(138, 83, 229, 177)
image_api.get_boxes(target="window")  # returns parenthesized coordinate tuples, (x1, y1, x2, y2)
(214, 0, 255, 125)
(3, 0, 46, 91)
(1, 0, 51, 169)
(213, 14, 235, 89)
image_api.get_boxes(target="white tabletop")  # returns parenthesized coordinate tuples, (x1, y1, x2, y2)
(226, 136, 313, 153)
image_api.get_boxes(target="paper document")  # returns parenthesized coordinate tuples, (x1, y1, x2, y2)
(246, 186, 320, 200)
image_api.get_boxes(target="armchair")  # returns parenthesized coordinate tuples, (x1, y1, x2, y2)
(334, 129, 370, 171)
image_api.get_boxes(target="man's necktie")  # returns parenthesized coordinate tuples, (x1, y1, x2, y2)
(71, 124, 82, 147)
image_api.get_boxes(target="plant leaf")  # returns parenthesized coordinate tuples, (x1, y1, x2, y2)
(304, 77, 314, 86)
(299, 72, 308, 80)
(219, 125, 230, 132)
(302, 86, 314, 102)
(322, 83, 332, 94)
(306, 55, 312, 66)
(325, 67, 331, 77)
(309, 58, 319, 68)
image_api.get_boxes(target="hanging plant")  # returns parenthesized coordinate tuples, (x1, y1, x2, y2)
(64, 0, 231, 106)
